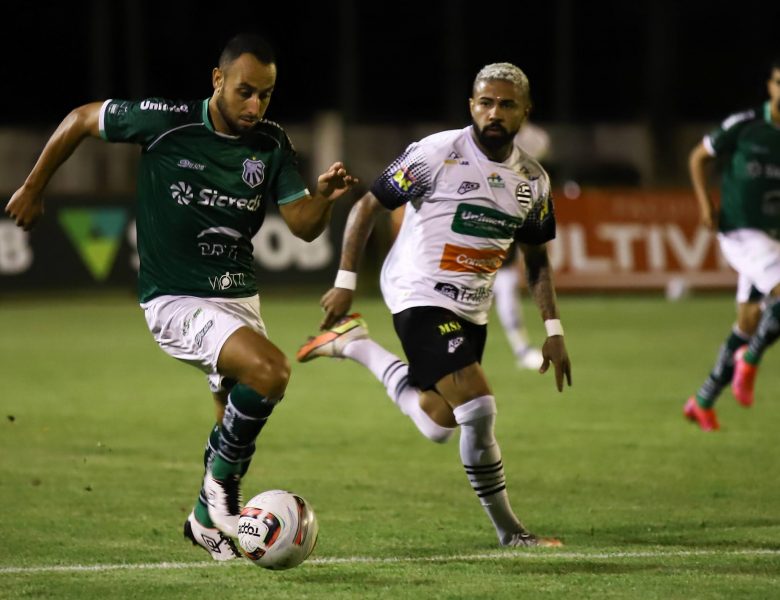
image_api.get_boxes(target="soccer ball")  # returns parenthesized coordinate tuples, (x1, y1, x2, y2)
(237, 489, 319, 570)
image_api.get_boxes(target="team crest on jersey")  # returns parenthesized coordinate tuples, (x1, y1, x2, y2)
(515, 182, 532, 207)
(487, 173, 505, 188)
(242, 158, 265, 188)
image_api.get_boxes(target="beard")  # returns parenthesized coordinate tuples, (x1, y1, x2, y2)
(473, 121, 516, 152)
(215, 94, 256, 136)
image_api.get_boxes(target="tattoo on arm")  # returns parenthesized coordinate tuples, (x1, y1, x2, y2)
(521, 243, 559, 321)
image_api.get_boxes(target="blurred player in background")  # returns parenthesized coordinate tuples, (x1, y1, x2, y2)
(684, 57, 780, 431)
(5, 33, 356, 558)
(298, 63, 571, 547)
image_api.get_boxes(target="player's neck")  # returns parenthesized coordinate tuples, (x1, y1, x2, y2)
(771, 102, 780, 126)
(207, 97, 230, 135)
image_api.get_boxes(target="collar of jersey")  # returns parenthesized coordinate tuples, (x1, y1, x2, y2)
(201, 98, 242, 139)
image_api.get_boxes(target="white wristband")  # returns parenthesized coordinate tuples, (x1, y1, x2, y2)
(544, 319, 564, 337)
(334, 270, 357, 290)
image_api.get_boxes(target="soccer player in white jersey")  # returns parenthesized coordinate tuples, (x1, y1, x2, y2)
(6, 34, 357, 560)
(298, 63, 572, 547)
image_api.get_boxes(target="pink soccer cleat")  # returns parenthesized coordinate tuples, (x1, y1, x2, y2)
(731, 346, 757, 407)
(683, 396, 720, 431)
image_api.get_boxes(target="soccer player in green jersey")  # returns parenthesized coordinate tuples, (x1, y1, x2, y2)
(5, 34, 357, 559)
(684, 58, 780, 431)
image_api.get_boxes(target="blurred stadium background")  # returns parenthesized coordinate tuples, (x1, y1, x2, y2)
(1, 0, 778, 294)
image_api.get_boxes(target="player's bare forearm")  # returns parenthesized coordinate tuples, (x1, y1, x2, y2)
(521, 243, 559, 320)
(339, 192, 384, 271)
(279, 195, 337, 241)
(318, 192, 385, 329)
(5, 102, 102, 230)
(688, 142, 716, 229)
(280, 162, 357, 242)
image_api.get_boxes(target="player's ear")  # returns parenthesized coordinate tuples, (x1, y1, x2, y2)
(212, 67, 223, 93)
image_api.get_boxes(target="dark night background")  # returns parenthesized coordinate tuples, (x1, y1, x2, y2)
(2, 0, 779, 129)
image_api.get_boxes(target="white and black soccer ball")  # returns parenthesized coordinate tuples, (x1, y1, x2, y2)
(237, 489, 319, 570)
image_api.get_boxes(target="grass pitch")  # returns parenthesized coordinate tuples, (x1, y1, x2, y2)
(1, 291, 778, 599)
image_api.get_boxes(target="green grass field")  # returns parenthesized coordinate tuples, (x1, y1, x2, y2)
(1, 292, 778, 599)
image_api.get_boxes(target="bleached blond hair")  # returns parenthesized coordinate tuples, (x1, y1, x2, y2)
(472, 63, 530, 100)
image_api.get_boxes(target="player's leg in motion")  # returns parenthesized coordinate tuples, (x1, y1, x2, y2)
(733, 287, 780, 404)
(493, 265, 543, 370)
(297, 315, 456, 441)
(436, 364, 558, 547)
(203, 328, 289, 537)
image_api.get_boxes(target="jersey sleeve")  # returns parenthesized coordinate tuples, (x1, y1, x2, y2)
(703, 108, 756, 157)
(272, 142, 309, 206)
(369, 141, 433, 209)
(514, 173, 556, 245)
(99, 98, 192, 146)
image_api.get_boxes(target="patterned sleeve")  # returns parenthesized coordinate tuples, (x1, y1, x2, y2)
(271, 133, 309, 206)
(99, 98, 192, 147)
(703, 108, 757, 157)
(369, 141, 433, 209)
(514, 172, 556, 245)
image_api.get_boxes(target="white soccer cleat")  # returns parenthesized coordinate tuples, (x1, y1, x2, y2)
(516, 347, 544, 370)
(183, 511, 241, 561)
(203, 472, 242, 538)
(296, 313, 369, 362)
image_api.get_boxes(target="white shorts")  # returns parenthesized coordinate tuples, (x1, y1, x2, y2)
(718, 229, 780, 303)
(141, 294, 267, 392)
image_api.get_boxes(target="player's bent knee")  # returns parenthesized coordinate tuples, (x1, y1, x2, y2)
(242, 352, 291, 399)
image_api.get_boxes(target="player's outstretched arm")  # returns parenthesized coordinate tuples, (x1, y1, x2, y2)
(688, 142, 717, 231)
(279, 162, 358, 242)
(5, 102, 103, 231)
(521, 242, 572, 391)
(319, 191, 385, 329)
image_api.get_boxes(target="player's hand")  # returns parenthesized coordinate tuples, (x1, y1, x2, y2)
(316, 162, 358, 201)
(5, 186, 44, 231)
(540, 336, 572, 392)
(319, 287, 354, 329)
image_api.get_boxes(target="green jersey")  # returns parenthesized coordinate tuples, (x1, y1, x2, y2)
(99, 98, 309, 302)
(705, 101, 780, 238)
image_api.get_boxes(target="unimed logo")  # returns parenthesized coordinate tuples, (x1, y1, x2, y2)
(439, 244, 506, 273)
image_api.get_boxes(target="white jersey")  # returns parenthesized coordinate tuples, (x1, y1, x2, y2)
(371, 126, 556, 325)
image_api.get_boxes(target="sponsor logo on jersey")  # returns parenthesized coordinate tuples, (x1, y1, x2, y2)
(171, 183, 262, 211)
(170, 181, 193, 205)
(242, 158, 266, 188)
(437, 320, 462, 335)
(452, 203, 523, 238)
(177, 158, 206, 171)
(208, 271, 246, 291)
(433, 282, 459, 300)
(458, 181, 480, 195)
(391, 168, 416, 193)
(439, 244, 506, 273)
(444, 151, 469, 166)
(139, 100, 189, 113)
(515, 182, 532, 207)
(487, 173, 505, 188)
(434, 281, 492, 304)
(197, 227, 242, 259)
(448, 336, 465, 353)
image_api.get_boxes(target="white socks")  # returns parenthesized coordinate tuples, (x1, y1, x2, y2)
(454, 395, 521, 542)
(342, 338, 454, 443)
